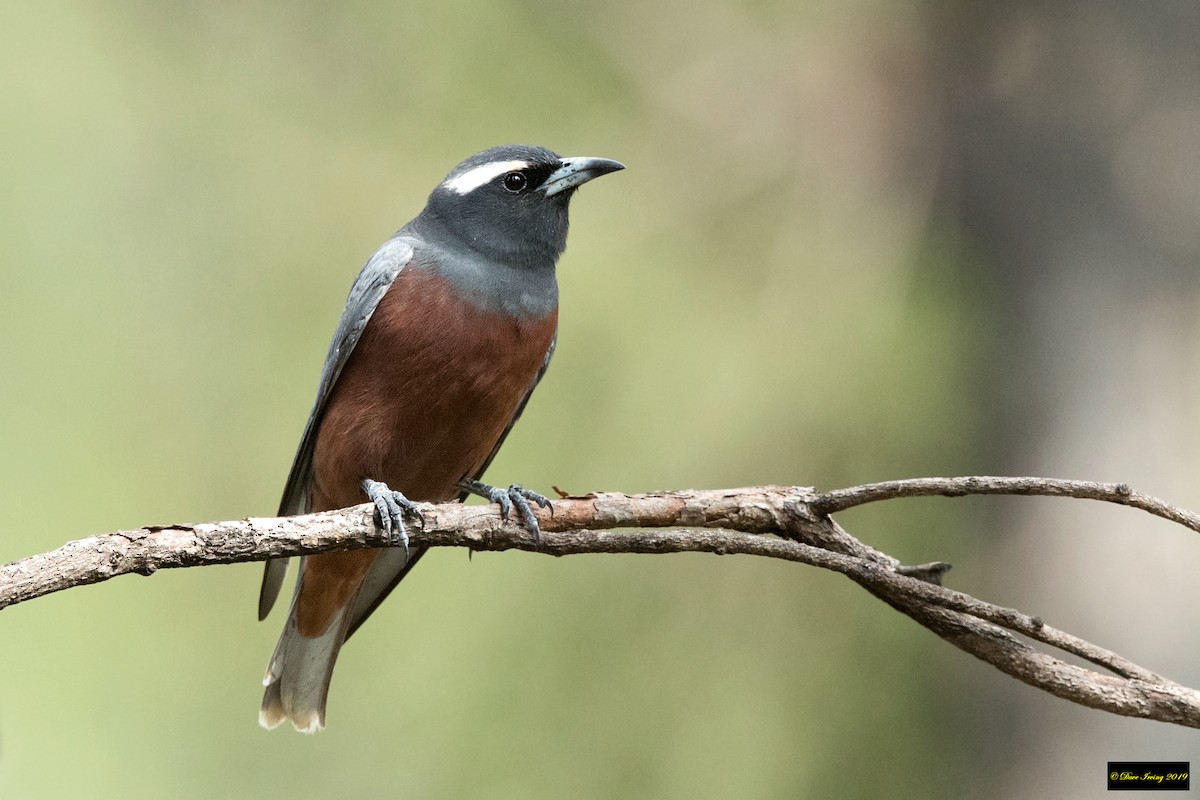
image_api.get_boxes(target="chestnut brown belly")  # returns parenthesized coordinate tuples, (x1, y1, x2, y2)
(308, 266, 558, 512)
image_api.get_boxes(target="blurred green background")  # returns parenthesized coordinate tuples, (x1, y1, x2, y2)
(3, 3, 1200, 798)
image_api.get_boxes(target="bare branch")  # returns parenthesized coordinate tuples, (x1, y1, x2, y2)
(3, 481, 1199, 728)
(812, 475, 1200, 534)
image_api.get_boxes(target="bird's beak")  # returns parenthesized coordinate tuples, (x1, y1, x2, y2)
(542, 156, 625, 196)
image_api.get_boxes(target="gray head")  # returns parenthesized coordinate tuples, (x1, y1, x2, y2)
(412, 145, 624, 273)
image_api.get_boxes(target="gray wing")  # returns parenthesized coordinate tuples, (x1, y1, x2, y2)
(342, 334, 556, 641)
(257, 236, 415, 620)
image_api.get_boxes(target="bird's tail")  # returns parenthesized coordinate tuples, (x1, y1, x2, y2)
(259, 605, 350, 733)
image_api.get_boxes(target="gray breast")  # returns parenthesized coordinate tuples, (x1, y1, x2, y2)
(417, 239, 560, 318)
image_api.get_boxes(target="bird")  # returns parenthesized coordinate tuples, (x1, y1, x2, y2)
(257, 145, 624, 733)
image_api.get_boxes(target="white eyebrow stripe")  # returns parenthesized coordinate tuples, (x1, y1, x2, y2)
(442, 160, 531, 195)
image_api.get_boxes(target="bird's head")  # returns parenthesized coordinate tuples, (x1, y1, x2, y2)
(417, 145, 624, 270)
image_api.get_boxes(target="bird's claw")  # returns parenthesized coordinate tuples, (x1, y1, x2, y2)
(361, 479, 422, 563)
(502, 484, 552, 543)
(460, 480, 552, 544)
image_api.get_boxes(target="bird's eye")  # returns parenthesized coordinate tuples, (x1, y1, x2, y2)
(502, 172, 528, 193)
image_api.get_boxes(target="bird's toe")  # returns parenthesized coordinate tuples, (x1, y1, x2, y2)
(362, 479, 422, 562)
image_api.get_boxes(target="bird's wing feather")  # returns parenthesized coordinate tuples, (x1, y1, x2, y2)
(342, 334, 557, 641)
(258, 237, 415, 620)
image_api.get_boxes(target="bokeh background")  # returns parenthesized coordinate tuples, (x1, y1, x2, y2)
(3, 3, 1200, 798)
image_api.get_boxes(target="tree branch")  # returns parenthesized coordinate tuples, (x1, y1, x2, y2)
(3, 479, 1199, 727)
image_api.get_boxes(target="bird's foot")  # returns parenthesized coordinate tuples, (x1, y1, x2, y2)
(361, 479, 423, 562)
(459, 479, 551, 544)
